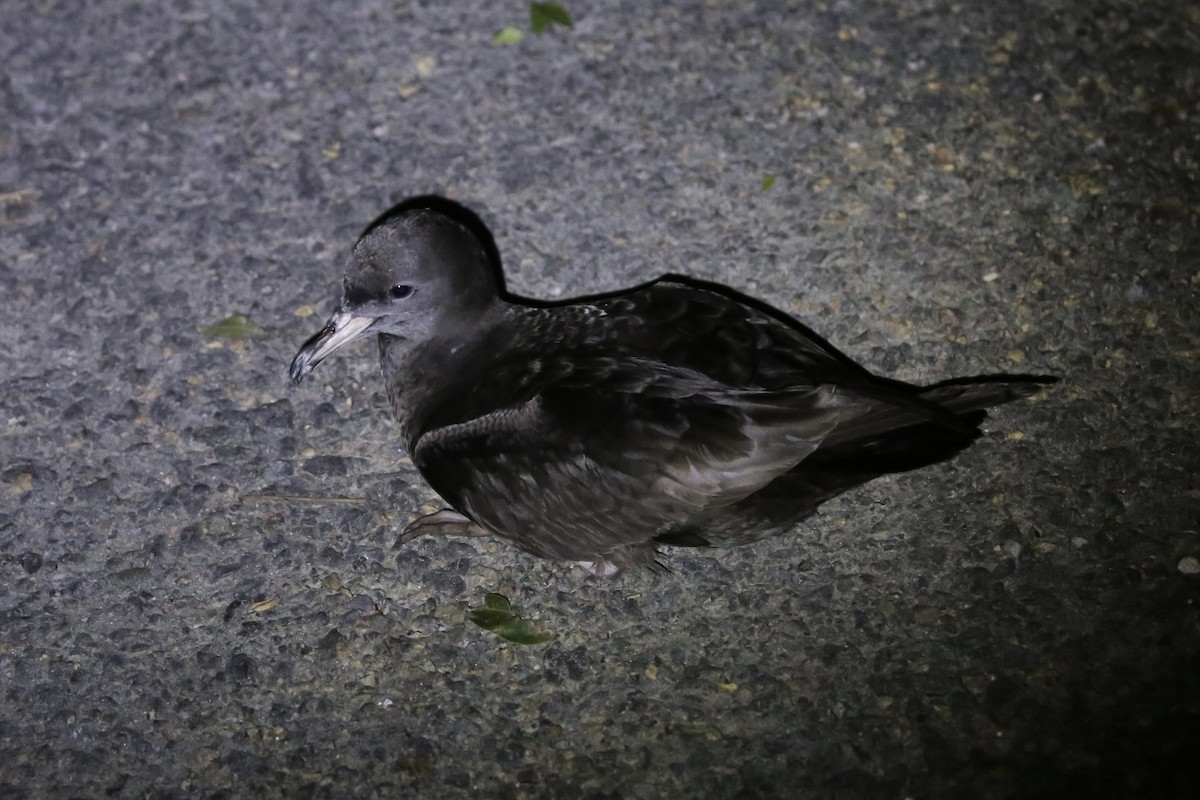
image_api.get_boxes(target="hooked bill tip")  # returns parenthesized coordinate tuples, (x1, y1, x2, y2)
(289, 355, 311, 385)
(289, 326, 328, 385)
(289, 344, 320, 384)
(288, 313, 377, 387)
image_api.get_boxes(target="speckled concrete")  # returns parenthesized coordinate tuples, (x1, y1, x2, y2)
(1, 1, 1197, 798)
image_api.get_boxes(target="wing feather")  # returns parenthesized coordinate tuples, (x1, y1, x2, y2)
(412, 358, 864, 561)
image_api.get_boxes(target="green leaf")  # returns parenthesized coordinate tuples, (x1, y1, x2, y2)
(530, 2, 573, 35)
(493, 618, 554, 645)
(492, 26, 523, 45)
(760, 174, 776, 191)
(203, 313, 263, 340)
(470, 593, 553, 645)
(470, 608, 514, 630)
(483, 592, 511, 611)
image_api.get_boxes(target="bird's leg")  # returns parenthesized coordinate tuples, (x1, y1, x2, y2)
(397, 508, 488, 544)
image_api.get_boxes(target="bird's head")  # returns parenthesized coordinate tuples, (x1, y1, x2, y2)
(289, 206, 501, 384)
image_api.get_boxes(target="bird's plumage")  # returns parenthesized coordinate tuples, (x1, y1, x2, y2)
(291, 198, 1054, 571)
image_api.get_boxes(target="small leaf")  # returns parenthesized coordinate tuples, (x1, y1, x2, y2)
(470, 608, 514, 630)
(493, 618, 554, 645)
(760, 174, 776, 191)
(530, 2, 573, 35)
(483, 592, 512, 611)
(492, 26, 523, 45)
(203, 313, 263, 340)
(470, 593, 553, 645)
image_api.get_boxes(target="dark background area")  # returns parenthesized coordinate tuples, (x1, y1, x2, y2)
(2, 1, 1197, 797)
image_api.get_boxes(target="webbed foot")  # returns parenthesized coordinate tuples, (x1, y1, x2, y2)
(396, 508, 487, 545)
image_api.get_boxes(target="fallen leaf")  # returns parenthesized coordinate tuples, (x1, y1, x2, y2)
(493, 26, 523, 45)
(530, 2, 572, 35)
(203, 314, 263, 340)
(470, 592, 554, 645)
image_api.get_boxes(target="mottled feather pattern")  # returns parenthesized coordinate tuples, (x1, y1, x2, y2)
(291, 200, 1057, 571)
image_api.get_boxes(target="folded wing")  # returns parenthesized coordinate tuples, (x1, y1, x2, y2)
(412, 356, 867, 561)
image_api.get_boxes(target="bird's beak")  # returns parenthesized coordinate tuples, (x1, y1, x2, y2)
(289, 311, 378, 384)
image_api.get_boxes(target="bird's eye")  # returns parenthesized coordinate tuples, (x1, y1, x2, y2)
(389, 284, 414, 300)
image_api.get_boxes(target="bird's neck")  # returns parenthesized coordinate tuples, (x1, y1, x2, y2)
(378, 303, 512, 448)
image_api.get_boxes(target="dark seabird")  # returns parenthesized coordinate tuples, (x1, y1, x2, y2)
(290, 197, 1055, 573)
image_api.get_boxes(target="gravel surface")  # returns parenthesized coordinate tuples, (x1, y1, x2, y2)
(2, 1, 1197, 797)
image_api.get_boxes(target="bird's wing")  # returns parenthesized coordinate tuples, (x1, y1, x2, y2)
(411, 356, 865, 561)
(592, 278, 975, 433)
(590, 277, 873, 389)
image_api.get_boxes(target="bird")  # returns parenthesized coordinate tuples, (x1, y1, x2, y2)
(290, 197, 1055, 573)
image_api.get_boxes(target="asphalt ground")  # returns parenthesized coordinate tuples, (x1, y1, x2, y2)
(2, 1, 1197, 797)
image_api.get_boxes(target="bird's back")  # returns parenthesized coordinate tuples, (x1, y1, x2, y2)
(395, 277, 1049, 565)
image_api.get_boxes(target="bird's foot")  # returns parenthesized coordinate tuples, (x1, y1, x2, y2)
(574, 544, 665, 576)
(397, 508, 487, 545)
(574, 559, 622, 577)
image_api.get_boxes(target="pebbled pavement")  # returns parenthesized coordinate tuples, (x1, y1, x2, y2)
(1, 1, 1197, 797)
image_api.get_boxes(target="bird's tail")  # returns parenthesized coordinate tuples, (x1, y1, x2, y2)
(809, 374, 1056, 474)
(916, 374, 1058, 414)
(660, 375, 1056, 549)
